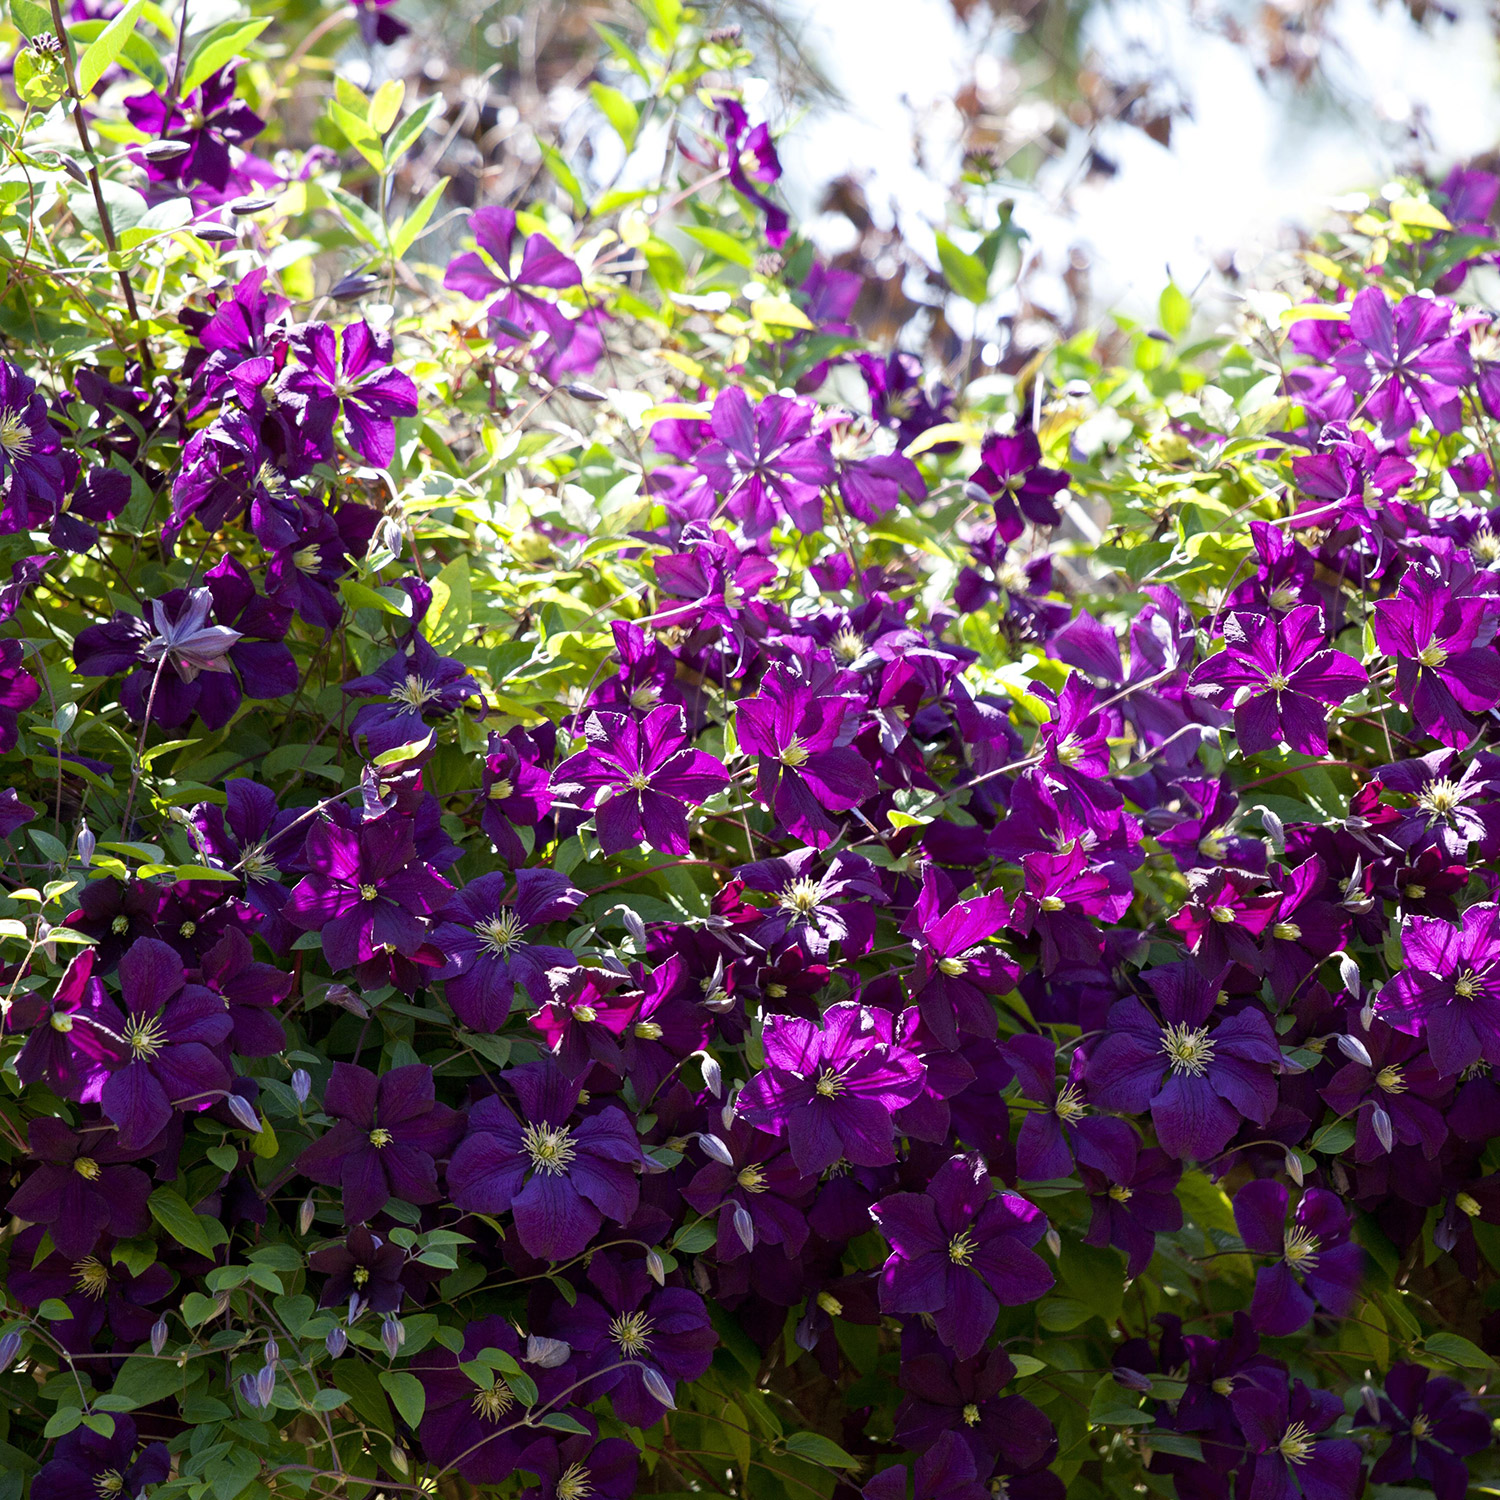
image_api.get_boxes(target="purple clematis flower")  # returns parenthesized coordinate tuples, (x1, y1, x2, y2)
(6, 1117, 151, 1260)
(1371, 749, 1500, 860)
(99, 936, 233, 1151)
(965, 428, 1068, 543)
(901, 866, 1019, 1049)
(552, 704, 730, 855)
(445, 1059, 643, 1260)
(1079, 1132, 1182, 1277)
(681, 1119, 813, 1262)
(1231, 1375, 1361, 1500)
(734, 846, 886, 959)
(1319, 1018, 1449, 1160)
(286, 321, 419, 467)
(200, 926, 293, 1057)
(1187, 605, 1366, 757)
(0, 637, 38, 752)
(430, 869, 583, 1032)
(481, 725, 556, 867)
(296, 1062, 460, 1225)
(1373, 575, 1500, 747)
(1233, 1181, 1363, 1335)
(555, 1253, 717, 1427)
(124, 65, 265, 192)
(283, 813, 451, 977)
(1330, 286, 1472, 436)
(736, 1002, 926, 1174)
(9, 949, 127, 1104)
(308, 1225, 407, 1314)
(712, 94, 789, 246)
(870, 1152, 1054, 1359)
(1374, 903, 1500, 1076)
(0, 361, 67, 532)
(191, 777, 308, 952)
(735, 662, 877, 848)
(31, 1414, 169, 1500)
(1084, 963, 1282, 1158)
(1368, 1363, 1492, 1500)
(519, 1429, 640, 1500)
(343, 635, 480, 755)
(443, 208, 600, 379)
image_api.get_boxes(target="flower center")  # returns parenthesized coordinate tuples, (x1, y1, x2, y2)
(1265, 671, 1289, 692)
(633, 1020, 664, 1040)
(0, 408, 34, 458)
(74, 1256, 110, 1299)
(948, 1229, 978, 1266)
(556, 1462, 593, 1500)
(359, 883, 380, 902)
(1277, 1421, 1315, 1464)
(629, 683, 663, 709)
(124, 1013, 168, 1061)
(1419, 778, 1462, 816)
(240, 842, 279, 881)
(1109, 1184, 1133, 1202)
(626, 770, 651, 792)
(111, 914, 130, 935)
(778, 736, 810, 768)
(1375, 1065, 1406, 1094)
(94, 1472, 125, 1498)
(368, 1128, 392, 1148)
(938, 955, 969, 976)
(1271, 921, 1301, 942)
(1055, 736, 1083, 767)
(1039, 895, 1066, 912)
(471, 1378, 514, 1421)
(490, 777, 515, 800)
(609, 1310, 655, 1357)
(1161, 1022, 1216, 1077)
(74, 1157, 100, 1181)
(522, 1122, 577, 1175)
(1457, 1192, 1482, 1217)
(996, 561, 1030, 593)
(831, 628, 865, 662)
(962, 1402, 981, 1425)
(353, 1268, 369, 1286)
(1417, 642, 1449, 669)
(391, 674, 440, 709)
(1474, 531, 1500, 564)
(779, 877, 824, 919)
(1410, 1414, 1431, 1439)
(479, 911, 524, 956)
(813, 1066, 846, 1099)
(1212, 1377, 1234, 1397)
(1283, 1225, 1321, 1271)
(1054, 1084, 1087, 1123)
(1210, 904, 1236, 924)
(737, 1165, 767, 1193)
(1198, 832, 1227, 860)
(50, 1013, 73, 1033)
(1455, 969, 1480, 1000)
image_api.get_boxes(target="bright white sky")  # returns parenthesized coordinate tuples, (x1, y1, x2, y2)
(777, 0, 1500, 317)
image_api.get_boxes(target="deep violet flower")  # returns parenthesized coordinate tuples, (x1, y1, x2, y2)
(308, 1225, 407, 1314)
(554, 1253, 717, 1426)
(124, 65, 264, 192)
(199, 926, 292, 1057)
(681, 1120, 813, 1262)
(965, 428, 1068, 543)
(712, 94, 789, 246)
(296, 1062, 460, 1225)
(0, 360, 67, 531)
(0, 637, 37, 751)
(1187, 605, 1366, 757)
(286, 321, 420, 467)
(191, 777, 308, 951)
(9, 949, 127, 1104)
(735, 662, 877, 848)
(736, 1003, 926, 1174)
(1085, 962, 1281, 1159)
(6, 1117, 151, 1260)
(519, 1430, 640, 1500)
(1372, 576, 1500, 747)
(1330, 286, 1473, 436)
(863, 1432, 991, 1500)
(552, 704, 730, 855)
(480, 725, 556, 868)
(1232, 1181, 1363, 1335)
(31, 1414, 169, 1500)
(99, 936, 233, 1151)
(343, 635, 480, 755)
(1368, 1363, 1492, 1500)
(1079, 1132, 1182, 1277)
(282, 813, 451, 975)
(870, 1152, 1054, 1359)
(1374, 904, 1500, 1076)
(1372, 749, 1500, 860)
(1231, 1376, 1361, 1500)
(445, 1060, 643, 1259)
(430, 869, 583, 1031)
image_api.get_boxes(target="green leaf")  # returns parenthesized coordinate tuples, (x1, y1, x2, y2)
(383, 94, 444, 167)
(593, 23, 651, 82)
(11, 0, 53, 40)
(327, 184, 387, 251)
(782, 1433, 857, 1468)
(102, 1355, 186, 1411)
(77, 0, 142, 96)
(935, 232, 989, 303)
(1310, 1119, 1355, 1155)
(1389, 197, 1451, 231)
(1423, 1332, 1496, 1369)
(369, 78, 405, 135)
(538, 1412, 591, 1434)
(331, 100, 386, 171)
(589, 82, 639, 147)
(425, 554, 471, 652)
(391, 177, 449, 259)
(37, 1299, 74, 1321)
(1087, 1375, 1152, 1428)
(180, 17, 272, 96)
(679, 224, 755, 269)
(148, 1187, 226, 1258)
(379, 1371, 425, 1428)
(1158, 281, 1191, 339)
(536, 140, 585, 215)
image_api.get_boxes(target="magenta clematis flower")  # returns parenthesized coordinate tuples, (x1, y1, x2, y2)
(99, 937, 234, 1151)
(1329, 286, 1472, 436)
(283, 813, 452, 976)
(343, 635, 480, 755)
(737, 1002, 926, 1174)
(430, 869, 583, 1032)
(123, 66, 264, 193)
(552, 704, 730, 856)
(9, 949, 127, 1104)
(1373, 904, 1500, 1076)
(966, 428, 1068, 543)
(735, 662, 876, 848)
(286, 321, 420, 467)
(445, 1060, 643, 1260)
(0, 360, 67, 533)
(1187, 605, 1366, 757)
(870, 1152, 1054, 1359)
(711, 94, 789, 245)
(690, 387, 834, 538)
(1232, 1181, 1363, 1335)
(296, 1062, 460, 1225)
(442, 208, 600, 379)
(1372, 575, 1500, 747)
